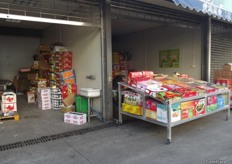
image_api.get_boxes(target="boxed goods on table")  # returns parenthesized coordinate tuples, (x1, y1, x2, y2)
(122, 103, 142, 116)
(136, 80, 162, 92)
(195, 99, 206, 116)
(206, 96, 217, 112)
(123, 91, 142, 106)
(196, 85, 216, 93)
(128, 71, 154, 88)
(64, 112, 86, 125)
(157, 103, 181, 123)
(145, 99, 158, 120)
(181, 101, 196, 120)
(217, 95, 225, 109)
(156, 91, 182, 101)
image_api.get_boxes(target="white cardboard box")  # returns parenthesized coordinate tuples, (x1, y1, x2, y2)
(1, 102, 17, 113)
(2, 92, 17, 103)
(79, 88, 101, 97)
(157, 103, 181, 123)
(64, 112, 86, 125)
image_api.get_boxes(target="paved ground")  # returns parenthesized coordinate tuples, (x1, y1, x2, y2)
(0, 95, 232, 164)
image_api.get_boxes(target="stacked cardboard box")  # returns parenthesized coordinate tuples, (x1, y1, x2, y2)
(214, 63, 232, 80)
(1, 92, 17, 116)
(37, 88, 51, 110)
(112, 51, 131, 78)
(49, 51, 73, 88)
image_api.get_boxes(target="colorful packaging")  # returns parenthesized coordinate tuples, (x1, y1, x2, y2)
(61, 84, 77, 99)
(146, 99, 157, 111)
(123, 91, 142, 106)
(146, 109, 157, 120)
(157, 103, 181, 123)
(181, 101, 196, 120)
(195, 99, 206, 116)
(207, 96, 217, 112)
(217, 95, 225, 109)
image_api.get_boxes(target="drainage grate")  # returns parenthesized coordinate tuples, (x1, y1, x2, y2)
(0, 122, 118, 152)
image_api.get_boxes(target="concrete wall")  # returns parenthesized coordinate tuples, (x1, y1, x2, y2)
(41, 25, 102, 112)
(113, 26, 202, 79)
(0, 35, 40, 80)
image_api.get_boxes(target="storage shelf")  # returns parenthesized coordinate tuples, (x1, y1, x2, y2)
(121, 111, 167, 127)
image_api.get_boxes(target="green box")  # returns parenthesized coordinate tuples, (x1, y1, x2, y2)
(75, 95, 88, 114)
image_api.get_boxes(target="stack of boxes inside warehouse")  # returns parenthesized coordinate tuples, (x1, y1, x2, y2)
(0, 45, 87, 125)
(214, 63, 232, 106)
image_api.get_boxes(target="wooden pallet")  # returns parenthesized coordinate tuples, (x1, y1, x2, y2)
(0, 112, 20, 121)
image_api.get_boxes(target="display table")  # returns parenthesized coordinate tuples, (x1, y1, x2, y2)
(118, 82, 230, 144)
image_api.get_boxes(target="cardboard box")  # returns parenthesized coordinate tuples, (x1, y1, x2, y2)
(222, 70, 232, 77)
(61, 105, 75, 113)
(195, 99, 206, 116)
(2, 92, 16, 103)
(207, 96, 217, 112)
(27, 92, 35, 103)
(146, 109, 157, 120)
(28, 73, 38, 80)
(214, 70, 222, 77)
(64, 112, 86, 125)
(217, 96, 225, 109)
(181, 101, 196, 120)
(157, 103, 181, 123)
(1, 103, 17, 113)
(62, 93, 75, 106)
(223, 63, 232, 71)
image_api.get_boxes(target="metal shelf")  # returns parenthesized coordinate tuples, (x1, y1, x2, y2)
(118, 82, 230, 144)
(171, 105, 229, 127)
(121, 111, 167, 127)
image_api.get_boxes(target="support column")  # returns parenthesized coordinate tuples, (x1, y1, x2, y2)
(101, 0, 113, 121)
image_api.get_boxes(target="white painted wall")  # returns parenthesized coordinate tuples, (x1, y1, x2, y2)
(41, 25, 102, 112)
(114, 26, 202, 79)
(0, 35, 40, 80)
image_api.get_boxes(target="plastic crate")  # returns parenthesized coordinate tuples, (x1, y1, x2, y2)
(75, 95, 88, 114)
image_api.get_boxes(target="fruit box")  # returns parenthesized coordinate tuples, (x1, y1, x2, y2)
(64, 112, 86, 125)
(1, 103, 17, 113)
(157, 103, 181, 123)
(195, 99, 206, 116)
(206, 96, 217, 112)
(2, 92, 16, 103)
(181, 101, 196, 120)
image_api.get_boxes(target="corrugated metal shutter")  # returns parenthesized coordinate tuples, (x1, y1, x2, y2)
(111, 0, 203, 28)
(211, 20, 232, 82)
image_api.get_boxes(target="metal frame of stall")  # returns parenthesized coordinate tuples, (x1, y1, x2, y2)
(118, 82, 230, 144)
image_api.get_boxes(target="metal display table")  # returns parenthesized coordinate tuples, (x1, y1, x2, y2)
(118, 82, 230, 144)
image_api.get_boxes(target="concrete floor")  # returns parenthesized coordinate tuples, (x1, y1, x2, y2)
(0, 95, 232, 164)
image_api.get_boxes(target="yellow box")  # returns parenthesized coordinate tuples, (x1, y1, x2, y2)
(122, 103, 142, 116)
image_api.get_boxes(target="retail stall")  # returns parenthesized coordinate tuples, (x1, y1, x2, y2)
(117, 72, 230, 144)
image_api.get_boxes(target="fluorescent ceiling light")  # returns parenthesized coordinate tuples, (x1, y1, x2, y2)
(0, 13, 84, 26)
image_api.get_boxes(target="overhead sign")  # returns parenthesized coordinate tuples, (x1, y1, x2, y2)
(173, 0, 232, 22)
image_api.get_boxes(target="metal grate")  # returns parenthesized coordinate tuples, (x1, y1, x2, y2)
(0, 0, 101, 26)
(0, 122, 117, 152)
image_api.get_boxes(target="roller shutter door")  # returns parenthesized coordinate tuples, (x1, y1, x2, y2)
(211, 20, 232, 82)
